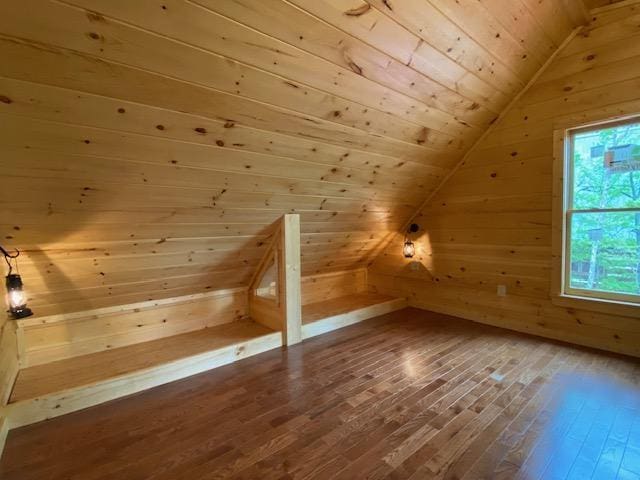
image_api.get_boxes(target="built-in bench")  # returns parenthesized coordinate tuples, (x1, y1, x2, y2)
(302, 292, 407, 340)
(5, 292, 407, 430)
(6, 320, 281, 429)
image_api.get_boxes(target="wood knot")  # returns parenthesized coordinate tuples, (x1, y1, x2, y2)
(86, 12, 106, 23)
(346, 60, 363, 75)
(344, 4, 370, 16)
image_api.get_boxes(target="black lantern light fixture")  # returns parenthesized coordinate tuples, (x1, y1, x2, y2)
(403, 223, 419, 258)
(1, 245, 33, 319)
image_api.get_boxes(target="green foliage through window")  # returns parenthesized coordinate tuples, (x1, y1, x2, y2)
(567, 119, 640, 300)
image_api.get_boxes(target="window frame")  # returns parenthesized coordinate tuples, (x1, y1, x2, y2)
(551, 115, 640, 314)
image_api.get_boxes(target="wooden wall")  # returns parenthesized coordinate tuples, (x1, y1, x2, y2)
(0, 0, 585, 317)
(301, 269, 367, 305)
(586, 0, 626, 9)
(370, 0, 640, 358)
(19, 288, 248, 367)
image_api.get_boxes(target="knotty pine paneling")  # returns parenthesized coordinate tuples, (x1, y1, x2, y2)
(0, 0, 585, 315)
(300, 268, 367, 305)
(586, 0, 627, 9)
(20, 288, 249, 367)
(370, 0, 640, 358)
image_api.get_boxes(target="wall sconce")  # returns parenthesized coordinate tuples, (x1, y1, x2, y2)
(1, 245, 33, 319)
(403, 223, 419, 258)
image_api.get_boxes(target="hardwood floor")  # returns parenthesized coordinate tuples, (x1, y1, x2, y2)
(1, 308, 639, 480)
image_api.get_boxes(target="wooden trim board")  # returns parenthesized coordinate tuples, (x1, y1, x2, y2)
(0, 416, 8, 458)
(281, 214, 302, 345)
(18, 287, 248, 328)
(0, 319, 20, 406)
(301, 294, 407, 340)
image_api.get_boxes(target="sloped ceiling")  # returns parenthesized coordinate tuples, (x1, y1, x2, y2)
(0, 0, 587, 316)
(368, 0, 640, 355)
(586, 0, 626, 8)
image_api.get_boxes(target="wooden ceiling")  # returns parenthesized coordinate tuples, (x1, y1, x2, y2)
(586, 0, 627, 9)
(0, 0, 588, 316)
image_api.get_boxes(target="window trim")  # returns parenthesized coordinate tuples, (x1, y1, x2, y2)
(551, 116, 640, 315)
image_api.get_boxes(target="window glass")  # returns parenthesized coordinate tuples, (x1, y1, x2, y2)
(566, 119, 640, 302)
(572, 123, 640, 210)
(569, 212, 639, 296)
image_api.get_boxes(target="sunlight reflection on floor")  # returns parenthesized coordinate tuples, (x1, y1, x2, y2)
(519, 372, 640, 480)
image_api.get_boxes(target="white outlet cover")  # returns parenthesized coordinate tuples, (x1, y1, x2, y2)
(497, 285, 507, 297)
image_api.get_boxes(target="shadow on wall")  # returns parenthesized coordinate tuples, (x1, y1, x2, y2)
(2, 154, 278, 316)
(24, 247, 92, 320)
(15, 224, 277, 317)
(1, 157, 113, 316)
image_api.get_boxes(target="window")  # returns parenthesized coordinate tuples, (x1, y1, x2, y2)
(559, 117, 640, 306)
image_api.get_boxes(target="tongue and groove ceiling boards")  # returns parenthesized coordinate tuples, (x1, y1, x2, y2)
(0, 1, 586, 316)
(586, 0, 627, 7)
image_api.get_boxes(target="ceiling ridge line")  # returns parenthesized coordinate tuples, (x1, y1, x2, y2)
(369, 23, 587, 267)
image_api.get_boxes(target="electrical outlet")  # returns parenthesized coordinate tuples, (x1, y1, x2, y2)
(497, 285, 507, 297)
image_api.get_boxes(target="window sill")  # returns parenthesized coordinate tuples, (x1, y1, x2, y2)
(551, 293, 639, 317)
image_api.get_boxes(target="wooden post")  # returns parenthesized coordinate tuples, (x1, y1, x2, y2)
(280, 214, 302, 346)
(248, 215, 301, 346)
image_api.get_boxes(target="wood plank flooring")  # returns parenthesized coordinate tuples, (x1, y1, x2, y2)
(1, 308, 639, 480)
